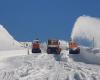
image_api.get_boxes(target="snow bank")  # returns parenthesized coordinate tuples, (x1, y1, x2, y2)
(80, 47, 100, 64)
(71, 16, 100, 48)
(0, 25, 22, 50)
(0, 49, 28, 61)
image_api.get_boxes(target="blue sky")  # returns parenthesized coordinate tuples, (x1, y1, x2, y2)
(0, 0, 100, 41)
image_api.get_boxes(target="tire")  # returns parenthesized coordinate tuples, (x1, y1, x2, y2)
(32, 49, 41, 53)
(69, 48, 80, 54)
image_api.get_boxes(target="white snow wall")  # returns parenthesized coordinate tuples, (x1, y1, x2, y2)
(0, 25, 21, 50)
(71, 16, 100, 48)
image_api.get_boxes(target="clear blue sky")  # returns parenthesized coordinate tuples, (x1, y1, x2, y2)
(0, 0, 100, 41)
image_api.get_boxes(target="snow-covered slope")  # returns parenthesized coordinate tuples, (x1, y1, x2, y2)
(71, 16, 100, 48)
(0, 25, 22, 50)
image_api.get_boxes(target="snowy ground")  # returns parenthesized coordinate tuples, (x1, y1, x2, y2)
(0, 49, 28, 61)
(0, 48, 100, 80)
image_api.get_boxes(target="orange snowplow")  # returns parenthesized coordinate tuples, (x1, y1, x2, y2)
(47, 39, 61, 54)
(32, 39, 41, 53)
(68, 40, 80, 54)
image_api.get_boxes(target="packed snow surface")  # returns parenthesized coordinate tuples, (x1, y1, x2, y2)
(0, 50, 100, 80)
(71, 16, 100, 48)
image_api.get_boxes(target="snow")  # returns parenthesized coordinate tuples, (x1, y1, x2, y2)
(0, 25, 22, 50)
(71, 16, 100, 48)
(59, 40, 68, 50)
(1, 51, 100, 80)
(1, 18, 100, 80)
(80, 47, 100, 65)
(71, 16, 100, 65)
(0, 49, 28, 61)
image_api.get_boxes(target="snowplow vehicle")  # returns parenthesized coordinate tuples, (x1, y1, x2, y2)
(47, 39, 61, 54)
(32, 39, 41, 53)
(68, 40, 80, 54)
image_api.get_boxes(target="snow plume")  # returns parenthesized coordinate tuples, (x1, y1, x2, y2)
(0, 24, 22, 50)
(71, 16, 100, 48)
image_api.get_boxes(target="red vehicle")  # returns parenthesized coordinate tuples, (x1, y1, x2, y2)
(32, 39, 41, 53)
(47, 39, 61, 54)
(68, 40, 80, 54)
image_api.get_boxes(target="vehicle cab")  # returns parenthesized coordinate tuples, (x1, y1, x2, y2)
(32, 39, 41, 53)
(47, 39, 61, 54)
(68, 40, 80, 54)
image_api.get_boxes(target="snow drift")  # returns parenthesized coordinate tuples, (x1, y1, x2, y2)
(71, 16, 100, 48)
(0, 25, 22, 50)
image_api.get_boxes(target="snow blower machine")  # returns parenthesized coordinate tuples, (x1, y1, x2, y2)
(47, 39, 61, 54)
(32, 39, 41, 53)
(68, 40, 80, 54)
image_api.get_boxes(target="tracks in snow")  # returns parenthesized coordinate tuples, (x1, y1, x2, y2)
(0, 51, 100, 80)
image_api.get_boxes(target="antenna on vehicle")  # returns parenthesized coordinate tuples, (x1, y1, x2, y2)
(92, 36, 94, 48)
